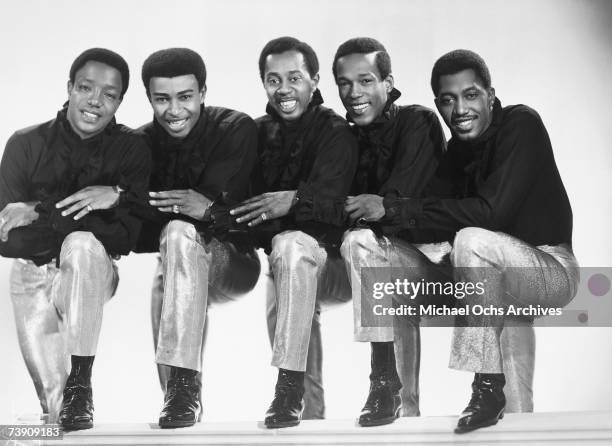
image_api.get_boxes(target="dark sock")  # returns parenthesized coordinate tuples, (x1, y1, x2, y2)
(171, 366, 198, 378)
(278, 368, 305, 390)
(69, 355, 94, 383)
(371, 342, 399, 380)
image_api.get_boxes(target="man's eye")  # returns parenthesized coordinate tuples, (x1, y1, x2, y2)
(290, 76, 301, 82)
(465, 92, 478, 100)
(361, 79, 373, 85)
(267, 78, 279, 85)
(78, 84, 91, 92)
(104, 93, 117, 100)
(155, 97, 168, 103)
(180, 95, 192, 101)
(439, 97, 454, 105)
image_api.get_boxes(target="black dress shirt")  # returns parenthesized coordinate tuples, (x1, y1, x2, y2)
(383, 98, 573, 246)
(0, 107, 151, 265)
(252, 90, 358, 250)
(134, 105, 258, 252)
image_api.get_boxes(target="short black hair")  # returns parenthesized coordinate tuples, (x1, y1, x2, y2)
(69, 48, 130, 98)
(141, 48, 207, 96)
(430, 49, 491, 96)
(258, 37, 319, 81)
(332, 37, 392, 81)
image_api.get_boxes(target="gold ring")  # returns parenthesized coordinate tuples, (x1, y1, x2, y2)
(86, 205, 93, 212)
(173, 204, 180, 214)
(261, 212, 268, 221)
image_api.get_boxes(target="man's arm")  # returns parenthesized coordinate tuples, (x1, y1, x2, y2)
(383, 108, 546, 233)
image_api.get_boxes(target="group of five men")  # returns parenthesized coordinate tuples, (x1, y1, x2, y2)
(0, 36, 578, 435)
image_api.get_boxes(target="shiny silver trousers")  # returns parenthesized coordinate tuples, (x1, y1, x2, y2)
(449, 228, 579, 382)
(341, 228, 546, 413)
(152, 220, 260, 380)
(268, 230, 351, 375)
(10, 231, 118, 422)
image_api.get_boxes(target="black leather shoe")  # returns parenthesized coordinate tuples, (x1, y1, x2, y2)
(358, 371, 402, 427)
(59, 376, 94, 431)
(158, 367, 202, 429)
(455, 373, 506, 434)
(264, 369, 305, 428)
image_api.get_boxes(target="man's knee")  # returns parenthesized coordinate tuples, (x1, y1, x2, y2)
(451, 227, 500, 267)
(270, 230, 321, 269)
(340, 228, 379, 260)
(160, 220, 197, 246)
(61, 231, 105, 259)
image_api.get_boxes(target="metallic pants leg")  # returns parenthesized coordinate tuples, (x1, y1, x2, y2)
(266, 270, 325, 419)
(54, 231, 117, 356)
(10, 260, 65, 423)
(10, 231, 117, 422)
(341, 228, 448, 417)
(449, 227, 579, 409)
(268, 230, 350, 373)
(154, 220, 260, 372)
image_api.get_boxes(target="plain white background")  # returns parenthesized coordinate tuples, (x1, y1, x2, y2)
(0, 0, 611, 423)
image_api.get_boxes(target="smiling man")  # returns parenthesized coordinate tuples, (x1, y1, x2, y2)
(134, 48, 260, 429)
(380, 49, 579, 433)
(0, 48, 150, 429)
(332, 37, 449, 426)
(231, 36, 357, 428)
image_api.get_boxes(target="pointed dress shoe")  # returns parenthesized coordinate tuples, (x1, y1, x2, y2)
(158, 367, 202, 428)
(59, 376, 94, 431)
(455, 373, 506, 434)
(358, 372, 402, 427)
(264, 369, 305, 428)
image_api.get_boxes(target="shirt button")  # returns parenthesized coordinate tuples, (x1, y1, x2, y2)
(387, 208, 396, 217)
(408, 218, 416, 227)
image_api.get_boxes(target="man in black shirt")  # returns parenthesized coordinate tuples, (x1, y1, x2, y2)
(394, 49, 579, 433)
(231, 37, 358, 428)
(332, 38, 448, 427)
(0, 48, 150, 430)
(135, 48, 260, 429)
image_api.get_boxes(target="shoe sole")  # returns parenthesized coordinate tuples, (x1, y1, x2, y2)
(265, 419, 301, 429)
(454, 410, 504, 434)
(358, 409, 400, 427)
(61, 421, 93, 431)
(159, 419, 197, 429)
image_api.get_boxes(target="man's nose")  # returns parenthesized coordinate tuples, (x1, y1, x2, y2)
(168, 98, 181, 115)
(454, 97, 468, 115)
(87, 88, 103, 107)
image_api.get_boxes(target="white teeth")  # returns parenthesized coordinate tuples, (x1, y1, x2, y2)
(82, 111, 99, 121)
(351, 103, 369, 114)
(279, 100, 297, 111)
(455, 118, 473, 129)
(167, 118, 187, 129)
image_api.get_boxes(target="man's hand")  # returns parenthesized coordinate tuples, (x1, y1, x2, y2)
(345, 194, 385, 224)
(230, 191, 296, 227)
(149, 189, 212, 221)
(0, 202, 39, 242)
(56, 186, 120, 220)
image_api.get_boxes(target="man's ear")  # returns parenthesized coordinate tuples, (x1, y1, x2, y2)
(383, 74, 394, 93)
(488, 87, 496, 110)
(311, 73, 320, 90)
(67, 80, 73, 98)
(199, 85, 207, 104)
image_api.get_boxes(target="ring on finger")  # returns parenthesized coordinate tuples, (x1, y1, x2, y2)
(172, 204, 180, 214)
(86, 205, 93, 212)
(260, 212, 268, 221)
(0, 217, 5, 225)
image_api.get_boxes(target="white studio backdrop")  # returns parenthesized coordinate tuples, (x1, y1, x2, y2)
(0, 0, 611, 423)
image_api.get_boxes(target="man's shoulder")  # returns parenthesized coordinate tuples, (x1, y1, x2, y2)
(204, 106, 255, 130)
(394, 104, 439, 125)
(10, 117, 57, 144)
(312, 104, 350, 129)
(501, 103, 543, 124)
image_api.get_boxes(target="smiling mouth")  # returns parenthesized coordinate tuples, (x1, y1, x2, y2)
(453, 116, 476, 131)
(81, 110, 101, 122)
(350, 103, 369, 115)
(166, 118, 188, 130)
(279, 99, 297, 112)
